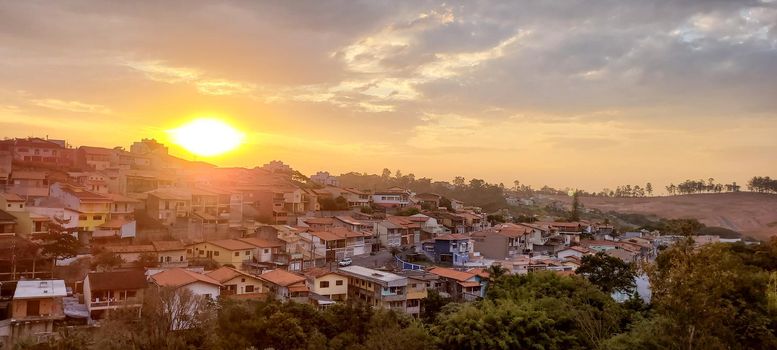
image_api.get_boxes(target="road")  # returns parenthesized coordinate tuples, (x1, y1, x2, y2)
(350, 250, 394, 269)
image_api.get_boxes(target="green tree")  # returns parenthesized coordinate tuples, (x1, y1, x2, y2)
(568, 190, 581, 221)
(40, 217, 81, 277)
(645, 182, 653, 196)
(92, 251, 125, 271)
(137, 252, 159, 268)
(576, 252, 636, 295)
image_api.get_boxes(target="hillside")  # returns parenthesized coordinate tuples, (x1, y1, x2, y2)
(544, 192, 777, 240)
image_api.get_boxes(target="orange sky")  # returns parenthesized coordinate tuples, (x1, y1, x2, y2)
(1, 1, 776, 192)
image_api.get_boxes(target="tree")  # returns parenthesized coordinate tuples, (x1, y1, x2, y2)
(645, 182, 653, 196)
(137, 252, 159, 268)
(40, 217, 81, 277)
(647, 240, 777, 349)
(576, 252, 636, 295)
(92, 251, 124, 271)
(568, 190, 581, 221)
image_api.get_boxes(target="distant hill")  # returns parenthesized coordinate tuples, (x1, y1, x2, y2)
(545, 192, 777, 240)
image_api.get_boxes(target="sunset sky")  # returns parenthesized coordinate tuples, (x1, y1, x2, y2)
(1, 1, 776, 192)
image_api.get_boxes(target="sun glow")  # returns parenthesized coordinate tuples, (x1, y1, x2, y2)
(169, 118, 244, 157)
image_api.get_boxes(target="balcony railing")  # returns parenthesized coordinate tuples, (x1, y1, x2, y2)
(90, 297, 142, 309)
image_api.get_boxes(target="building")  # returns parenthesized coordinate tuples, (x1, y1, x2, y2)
(150, 268, 221, 300)
(145, 188, 191, 226)
(187, 239, 254, 270)
(413, 193, 442, 209)
(371, 187, 411, 208)
(83, 270, 147, 319)
(310, 171, 339, 187)
(49, 182, 111, 232)
(0, 280, 67, 348)
(258, 269, 309, 303)
(375, 216, 421, 247)
(557, 246, 594, 260)
(0, 137, 74, 168)
(300, 227, 371, 262)
(304, 268, 348, 308)
(6, 171, 50, 198)
(337, 265, 416, 315)
(470, 224, 530, 260)
(151, 240, 188, 267)
(237, 237, 286, 265)
(428, 267, 486, 301)
(0, 209, 17, 235)
(205, 266, 264, 298)
(423, 234, 472, 266)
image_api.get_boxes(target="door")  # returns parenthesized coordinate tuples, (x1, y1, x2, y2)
(26, 300, 40, 316)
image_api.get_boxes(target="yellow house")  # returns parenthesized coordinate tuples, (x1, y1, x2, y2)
(187, 239, 254, 270)
(50, 182, 111, 231)
(305, 268, 348, 305)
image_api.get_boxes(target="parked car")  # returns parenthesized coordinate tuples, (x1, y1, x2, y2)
(338, 257, 353, 267)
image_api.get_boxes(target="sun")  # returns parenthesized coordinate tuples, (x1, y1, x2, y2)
(169, 118, 244, 157)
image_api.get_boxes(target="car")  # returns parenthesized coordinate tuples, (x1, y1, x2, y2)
(338, 257, 353, 267)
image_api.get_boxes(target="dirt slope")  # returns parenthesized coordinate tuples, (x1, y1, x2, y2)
(546, 192, 777, 240)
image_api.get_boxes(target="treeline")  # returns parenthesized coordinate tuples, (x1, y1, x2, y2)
(748, 176, 777, 193)
(31, 237, 777, 350)
(338, 169, 508, 212)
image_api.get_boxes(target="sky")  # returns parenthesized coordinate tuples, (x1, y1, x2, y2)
(1, 0, 776, 192)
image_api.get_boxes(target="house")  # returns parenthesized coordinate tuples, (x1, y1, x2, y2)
(428, 267, 486, 301)
(470, 224, 530, 260)
(450, 199, 464, 211)
(557, 246, 594, 260)
(150, 268, 221, 300)
(371, 187, 411, 208)
(104, 245, 156, 267)
(258, 269, 309, 303)
(413, 193, 442, 209)
(6, 171, 50, 198)
(49, 182, 111, 232)
(187, 239, 254, 270)
(337, 265, 417, 315)
(83, 270, 147, 319)
(152, 240, 188, 267)
(309, 171, 339, 187)
(237, 237, 286, 265)
(300, 227, 371, 262)
(304, 268, 348, 308)
(145, 188, 191, 226)
(0, 209, 17, 235)
(423, 234, 472, 266)
(375, 216, 422, 247)
(333, 215, 374, 232)
(205, 266, 264, 298)
(1, 137, 74, 168)
(0, 280, 67, 348)
(0, 194, 49, 237)
(77, 146, 115, 171)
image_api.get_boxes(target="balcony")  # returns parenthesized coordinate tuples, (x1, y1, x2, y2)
(89, 297, 142, 310)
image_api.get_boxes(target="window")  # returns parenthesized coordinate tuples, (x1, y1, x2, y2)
(93, 215, 102, 220)
(264, 249, 270, 254)
(320, 281, 330, 288)
(204, 294, 212, 300)
(78, 215, 87, 220)
(335, 280, 343, 286)
(127, 290, 136, 298)
(241, 278, 245, 282)
(26, 300, 40, 316)
(245, 251, 250, 256)
(214, 251, 219, 256)
(234, 252, 239, 257)
(245, 285, 254, 293)
(187, 249, 192, 254)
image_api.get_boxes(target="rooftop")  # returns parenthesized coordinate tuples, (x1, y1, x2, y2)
(205, 266, 257, 283)
(338, 265, 406, 287)
(87, 270, 147, 291)
(151, 268, 221, 287)
(14, 280, 67, 299)
(259, 269, 306, 287)
(428, 267, 478, 282)
(204, 239, 255, 251)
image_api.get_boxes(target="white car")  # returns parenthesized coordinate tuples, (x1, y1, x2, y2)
(338, 257, 353, 266)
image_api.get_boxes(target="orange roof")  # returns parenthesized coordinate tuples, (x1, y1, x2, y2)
(238, 237, 285, 248)
(0, 193, 24, 202)
(304, 267, 343, 279)
(458, 281, 481, 288)
(428, 267, 477, 282)
(105, 244, 154, 253)
(206, 239, 255, 251)
(304, 217, 334, 225)
(288, 283, 309, 293)
(467, 268, 490, 279)
(259, 269, 306, 287)
(151, 240, 185, 252)
(205, 266, 258, 283)
(151, 268, 221, 287)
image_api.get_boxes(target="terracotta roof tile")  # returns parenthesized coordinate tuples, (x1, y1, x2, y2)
(151, 268, 221, 287)
(428, 267, 477, 282)
(259, 269, 306, 287)
(87, 270, 147, 291)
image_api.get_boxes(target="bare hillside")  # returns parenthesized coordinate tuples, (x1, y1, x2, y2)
(545, 192, 777, 240)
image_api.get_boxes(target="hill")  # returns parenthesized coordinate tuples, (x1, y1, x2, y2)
(544, 192, 777, 240)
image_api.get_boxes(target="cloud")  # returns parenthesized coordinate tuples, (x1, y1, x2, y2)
(125, 60, 255, 96)
(30, 98, 112, 114)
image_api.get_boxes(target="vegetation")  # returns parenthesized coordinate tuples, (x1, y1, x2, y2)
(39, 217, 81, 277)
(576, 252, 636, 295)
(338, 169, 507, 212)
(748, 176, 777, 193)
(34, 237, 777, 350)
